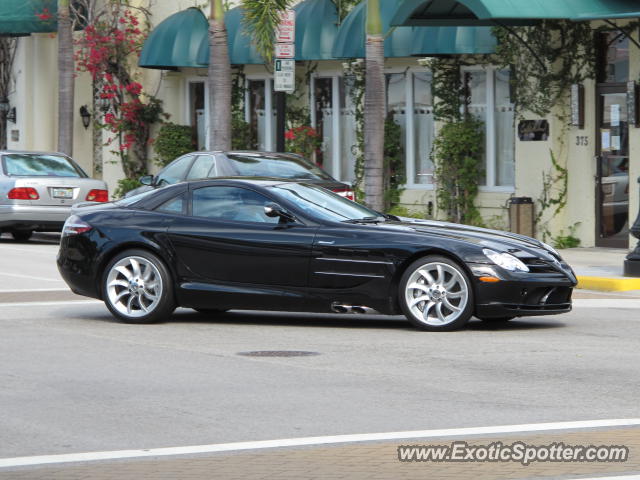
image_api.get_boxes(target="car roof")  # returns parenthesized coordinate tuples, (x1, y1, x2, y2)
(186, 150, 305, 159)
(0, 150, 71, 156)
(183, 177, 295, 187)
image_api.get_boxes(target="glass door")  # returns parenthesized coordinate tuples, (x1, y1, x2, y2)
(595, 88, 629, 248)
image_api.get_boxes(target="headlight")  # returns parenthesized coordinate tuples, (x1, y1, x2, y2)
(483, 248, 529, 272)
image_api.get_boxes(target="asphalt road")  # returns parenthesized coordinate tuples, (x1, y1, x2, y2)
(1, 235, 640, 460)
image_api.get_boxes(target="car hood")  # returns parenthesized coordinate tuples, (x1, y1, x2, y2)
(384, 217, 558, 260)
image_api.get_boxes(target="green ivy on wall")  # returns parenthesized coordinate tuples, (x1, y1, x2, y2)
(492, 20, 597, 118)
(427, 58, 485, 225)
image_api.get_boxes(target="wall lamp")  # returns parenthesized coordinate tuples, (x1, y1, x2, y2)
(79, 105, 91, 129)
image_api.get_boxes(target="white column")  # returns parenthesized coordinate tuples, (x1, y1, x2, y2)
(405, 71, 415, 187)
(485, 67, 496, 188)
(309, 75, 317, 128)
(331, 75, 341, 180)
(244, 82, 250, 123)
(204, 81, 210, 150)
(265, 78, 273, 152)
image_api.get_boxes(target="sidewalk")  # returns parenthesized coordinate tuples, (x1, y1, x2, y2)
(559, 247, 640, 292)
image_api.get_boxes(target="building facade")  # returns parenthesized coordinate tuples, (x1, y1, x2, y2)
(3, 0, 639, 249)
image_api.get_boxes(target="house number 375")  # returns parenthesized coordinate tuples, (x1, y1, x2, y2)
(576, 136, 589, 146)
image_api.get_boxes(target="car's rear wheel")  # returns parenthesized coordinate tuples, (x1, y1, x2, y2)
(102, 249, 175, 324)
(399, 255, 474, 331)
(11, 230, 33, 242)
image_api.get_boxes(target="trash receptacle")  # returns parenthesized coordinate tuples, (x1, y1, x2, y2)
(508, 197, 534, 238)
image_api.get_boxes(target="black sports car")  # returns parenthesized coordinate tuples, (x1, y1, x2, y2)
(57, 178, 577, 331)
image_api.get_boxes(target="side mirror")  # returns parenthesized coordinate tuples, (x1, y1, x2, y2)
(140, 175, 154, 186)
(264, 202, 296, 222)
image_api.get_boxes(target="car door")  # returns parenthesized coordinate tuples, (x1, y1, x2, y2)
(167, 185, 317, 290)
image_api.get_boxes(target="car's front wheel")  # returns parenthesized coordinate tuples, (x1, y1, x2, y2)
(399, 255, 474, 331)
(102, 249, 175, 324)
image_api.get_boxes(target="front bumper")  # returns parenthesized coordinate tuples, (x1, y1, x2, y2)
(0, 204, 72, 231)
(469, 262, 576, 319)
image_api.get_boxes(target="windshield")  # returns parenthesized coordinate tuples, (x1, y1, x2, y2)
(226, 153, 333, 181)
(270, 183, 382, 222)
(2, 154, 87, 178)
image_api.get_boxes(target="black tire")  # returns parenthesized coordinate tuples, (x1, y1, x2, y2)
(11, 230, 33, 242)
(193, 308, 228, 315)
(102, 249, 175, 324)
(478, 316, 515, 323)
(399, 255, 474, 331)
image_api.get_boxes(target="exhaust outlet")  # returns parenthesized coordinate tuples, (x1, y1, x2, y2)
(331, 303, 379, 315)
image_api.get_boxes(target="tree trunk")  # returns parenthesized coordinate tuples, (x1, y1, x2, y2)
(58, 0, 74, 156)
(208, 0, 231, 151)
(364, 0, 385, 212)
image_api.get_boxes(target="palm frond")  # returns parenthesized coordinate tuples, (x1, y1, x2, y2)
(241, 0, 293, 63)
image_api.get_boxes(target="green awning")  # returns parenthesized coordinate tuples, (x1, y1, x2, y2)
(412, 26, 495, 55)
(333, 0, 496, 58)
(572, 0, 640, 20)
(196, 6, 263, 66)
(392, 0, 640, 26)
(332, 0, 417, 58)
(0, 0, 57, 36)
(140, 8, 209, 69)
(294, 0, 340, 61)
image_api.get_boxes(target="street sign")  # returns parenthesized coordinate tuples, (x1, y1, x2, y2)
(275, 43, 295, 59)
(276, 9, 295, 43)
(274, 59, 295, 93)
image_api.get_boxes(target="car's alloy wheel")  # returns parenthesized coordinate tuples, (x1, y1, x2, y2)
(399, 255, 473, 331)
(102, 249, 175, 324)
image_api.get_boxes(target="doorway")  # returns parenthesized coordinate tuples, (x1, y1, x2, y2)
(595, 32, 630, 248)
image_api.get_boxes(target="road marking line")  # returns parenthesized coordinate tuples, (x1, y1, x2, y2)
(570, 477, 640, 480)
(1, 419, 639, 468)
(0, 272, 62, 282)
(0, 300, 100, 308)
(572, 299, 640, 308)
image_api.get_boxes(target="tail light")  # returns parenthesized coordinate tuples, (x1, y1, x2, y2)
(332, 188, 355, 201)
(62, 215, 92, 236)
(8, 187, 39, 200)
(86, 189, 109, 202)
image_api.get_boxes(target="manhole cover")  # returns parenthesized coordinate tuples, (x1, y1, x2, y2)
(237, 350, 320, 357)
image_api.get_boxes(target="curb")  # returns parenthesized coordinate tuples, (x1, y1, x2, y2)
(576, 275, 640, 292)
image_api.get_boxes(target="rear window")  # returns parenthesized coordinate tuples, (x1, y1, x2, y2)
(225, 153, 333, 181)
(1, 154, 87, 178)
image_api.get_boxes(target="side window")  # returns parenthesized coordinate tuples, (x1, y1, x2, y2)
(155, 194, 186, 215)
(156, 156, 195, 186)
(186, 155, 216, 180)
(191, 186, 279, 224)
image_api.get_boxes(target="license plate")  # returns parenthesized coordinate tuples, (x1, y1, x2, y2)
(52, 188, 73, 199)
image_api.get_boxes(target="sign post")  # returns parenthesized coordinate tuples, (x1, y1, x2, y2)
(274, 9, 295, 151)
